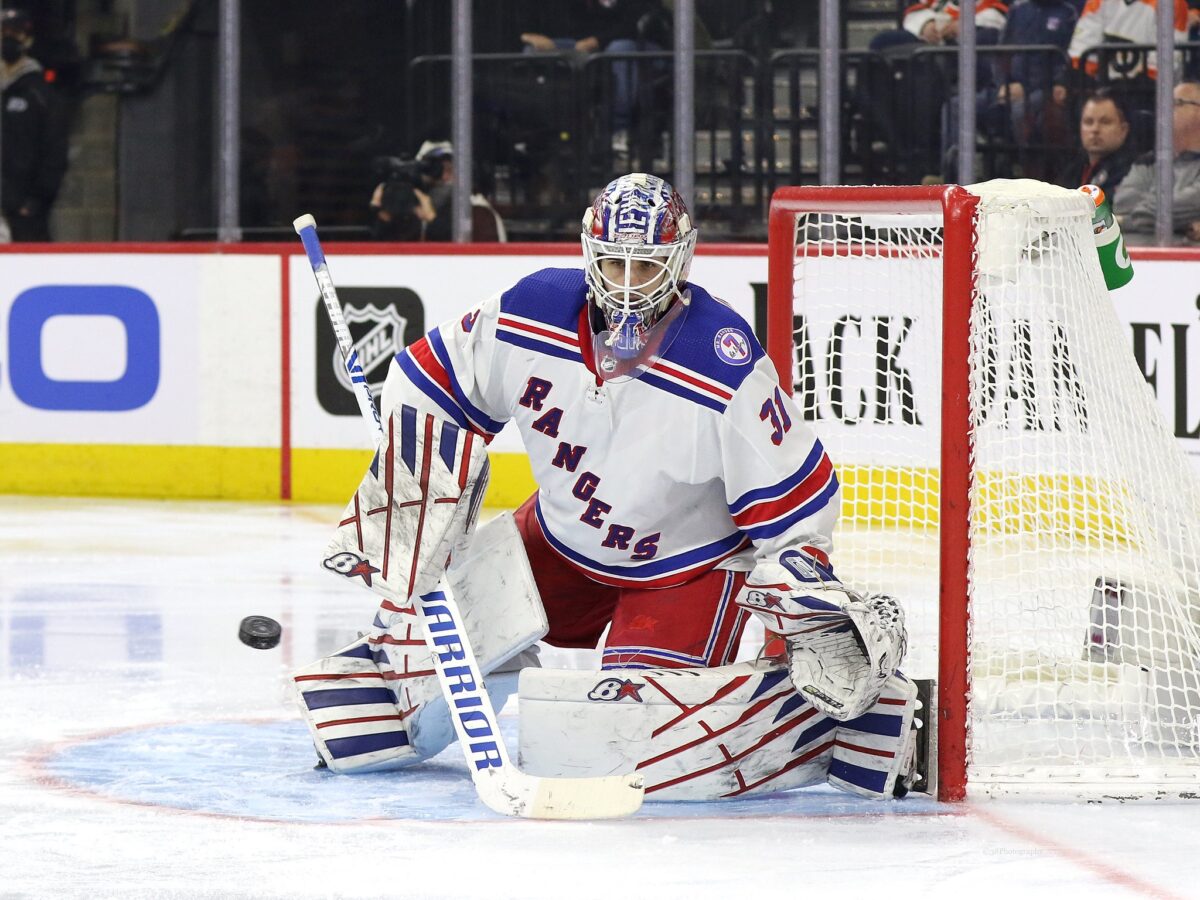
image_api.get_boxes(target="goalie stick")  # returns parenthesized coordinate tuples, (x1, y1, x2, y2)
(292, 214, 644, 819)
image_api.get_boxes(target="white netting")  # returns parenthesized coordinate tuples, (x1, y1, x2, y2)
(786, 180, 1200, 794)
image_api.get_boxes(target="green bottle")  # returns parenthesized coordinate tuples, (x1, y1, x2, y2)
(1080, 184, 1133, 291)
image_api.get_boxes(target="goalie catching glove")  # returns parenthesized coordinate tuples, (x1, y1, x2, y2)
(733, 548, 908, 721)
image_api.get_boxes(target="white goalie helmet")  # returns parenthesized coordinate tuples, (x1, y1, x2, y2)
(581, 173, 697, 375)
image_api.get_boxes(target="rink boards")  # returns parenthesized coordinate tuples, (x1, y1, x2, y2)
(0, 243, 1196, 502)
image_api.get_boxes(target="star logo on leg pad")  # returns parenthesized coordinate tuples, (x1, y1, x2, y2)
(323, 551, 382, 587)
(743, 589, 784, 610)
(588, 677, 645, 702)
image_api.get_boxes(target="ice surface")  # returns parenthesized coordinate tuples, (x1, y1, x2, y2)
(1, 497, 1197, 899)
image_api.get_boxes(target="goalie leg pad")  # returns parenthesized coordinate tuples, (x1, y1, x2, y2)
(293, 634, 420, 773)
(322, 404, 490, 605)
(297, 511, 549, 770)
(826, 673, 920, 800)
(518, 661, 837, 800)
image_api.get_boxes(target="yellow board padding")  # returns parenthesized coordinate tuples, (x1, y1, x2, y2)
(0, 446, 1135, 540)
(290, 448, 537, 507)
(289, 448, 374, 504)
(837, 465, 941, 528)
(972, 470, 1133, 545)
(0, 444, 280, 500)
(837, 464, 1133, 544)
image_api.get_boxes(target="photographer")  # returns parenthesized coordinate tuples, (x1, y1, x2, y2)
(369, 141, 504, 242)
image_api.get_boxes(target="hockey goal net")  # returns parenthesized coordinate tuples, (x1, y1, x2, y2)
(767, 180, 1200, 801)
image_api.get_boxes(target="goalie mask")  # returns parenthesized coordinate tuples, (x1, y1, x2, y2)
(581, 173, 697, 381)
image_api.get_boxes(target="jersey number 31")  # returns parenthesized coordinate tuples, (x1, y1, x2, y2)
(759, 387, 793, 446)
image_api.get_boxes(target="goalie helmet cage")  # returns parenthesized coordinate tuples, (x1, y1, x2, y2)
(766, 181, 1200, 802)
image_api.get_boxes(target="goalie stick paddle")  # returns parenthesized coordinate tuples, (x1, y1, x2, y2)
(291, 214, 645, 820)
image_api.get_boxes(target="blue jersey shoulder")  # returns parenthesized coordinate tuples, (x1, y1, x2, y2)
(500, 268, 587, 331)
(660, 283, 765, 390)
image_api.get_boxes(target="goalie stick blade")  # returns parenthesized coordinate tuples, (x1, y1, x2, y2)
(476, 770, 645, 820)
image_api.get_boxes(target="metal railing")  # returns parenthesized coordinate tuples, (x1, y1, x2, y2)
(193, 0, 1195, 244)
(407, 49, 761, 240)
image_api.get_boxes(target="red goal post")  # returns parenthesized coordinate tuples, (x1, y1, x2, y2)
(765, 183, 1200, 802)
(767, 186, 978, 801)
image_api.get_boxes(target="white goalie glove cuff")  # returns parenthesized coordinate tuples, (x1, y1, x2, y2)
(733, 548, 860, 635)
(733, 549, 908, 721)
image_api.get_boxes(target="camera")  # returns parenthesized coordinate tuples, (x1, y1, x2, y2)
(369, 142, 456, 241)
(371, 154, 444, 187)
(370, 154, 443, 240)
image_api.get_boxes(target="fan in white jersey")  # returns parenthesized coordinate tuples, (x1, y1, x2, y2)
(297, 173, 919, 800)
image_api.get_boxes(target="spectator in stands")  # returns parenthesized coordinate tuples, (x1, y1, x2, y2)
(984, 0, 1077, 178)
(870, 0, 1009, 50)
(1112, 80, 1200, 240)
(1, 9, 68, 242)
(520, 1, 664, 157)
(1067, 0, 1188, 82)
(1053, 88, 1136, 198)
(369, 140, 505, 242)
(867, 1, 1009, 180)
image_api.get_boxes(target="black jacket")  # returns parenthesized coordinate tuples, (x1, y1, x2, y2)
(1052, 143, 1138, 203)
(2, 63, 69, 215)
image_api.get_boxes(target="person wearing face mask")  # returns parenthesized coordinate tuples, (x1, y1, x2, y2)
(1, 9, 68, 242)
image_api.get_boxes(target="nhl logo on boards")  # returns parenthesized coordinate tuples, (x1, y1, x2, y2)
(315, 287, 425, 417)
(588, 677, 644, 702)
(714, 327, 751, 365)
(335, 303, 408, 392)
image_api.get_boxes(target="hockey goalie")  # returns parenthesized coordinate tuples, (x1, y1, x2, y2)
(294, 173, 921, 802)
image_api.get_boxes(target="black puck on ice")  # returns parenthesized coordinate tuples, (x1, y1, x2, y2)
(238, 615, 282, 650)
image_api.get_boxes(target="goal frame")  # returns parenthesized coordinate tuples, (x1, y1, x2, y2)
(766, 186, 981, 802)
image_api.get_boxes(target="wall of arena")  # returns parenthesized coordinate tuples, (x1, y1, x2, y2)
(0, 243, 1197, 504)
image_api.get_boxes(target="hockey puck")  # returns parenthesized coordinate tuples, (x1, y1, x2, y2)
(238, 615, 282, 650)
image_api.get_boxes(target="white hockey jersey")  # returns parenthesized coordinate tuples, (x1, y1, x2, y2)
(1069, 0, 1189, 79)
(381, 268, 839, 589)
